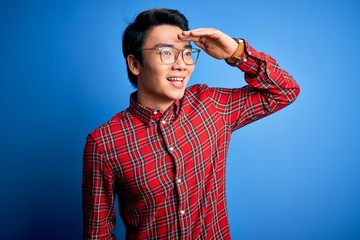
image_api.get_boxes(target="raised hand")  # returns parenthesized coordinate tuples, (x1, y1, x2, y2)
(178, 28, 243, 60)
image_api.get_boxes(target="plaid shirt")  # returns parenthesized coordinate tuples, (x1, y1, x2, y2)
(82, 40, 300, 239)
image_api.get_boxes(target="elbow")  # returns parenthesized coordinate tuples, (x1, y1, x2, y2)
(290, 82, 301, 104)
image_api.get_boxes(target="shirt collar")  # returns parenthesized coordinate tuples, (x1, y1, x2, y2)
(129, 91, 181, 126)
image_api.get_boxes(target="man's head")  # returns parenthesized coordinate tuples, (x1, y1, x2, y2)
(122, 8, 199, 112)
(122, 8, 189, 88)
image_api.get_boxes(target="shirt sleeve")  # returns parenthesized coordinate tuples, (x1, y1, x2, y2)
(82, 134, 116, 240)
(209, 39, 300, 130)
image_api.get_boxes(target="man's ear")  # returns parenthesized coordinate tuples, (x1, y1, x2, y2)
(127, 55, 141, 76)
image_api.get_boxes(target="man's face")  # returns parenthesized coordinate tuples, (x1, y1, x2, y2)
(136, 25, 195, 111)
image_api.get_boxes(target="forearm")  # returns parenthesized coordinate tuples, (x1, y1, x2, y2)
(208, 39, 300, 130)
(236, 39, 300, 109)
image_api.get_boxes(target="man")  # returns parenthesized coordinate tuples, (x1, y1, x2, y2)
(82, 8, 300, 240)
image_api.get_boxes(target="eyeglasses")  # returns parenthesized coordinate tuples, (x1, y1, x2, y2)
(140, 46, 201, 65)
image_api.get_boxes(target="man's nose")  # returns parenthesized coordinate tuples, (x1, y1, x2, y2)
(172, 52, 187, 70)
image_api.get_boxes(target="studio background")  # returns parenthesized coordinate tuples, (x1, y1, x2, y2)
(1, 0, 360, 239)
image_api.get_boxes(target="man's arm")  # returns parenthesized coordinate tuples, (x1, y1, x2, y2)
(179, 29, 300, 129)
(82, 134, 116, 240)
(214, 39, 299, 129)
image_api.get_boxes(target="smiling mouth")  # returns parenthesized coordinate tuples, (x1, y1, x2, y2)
(167, 77, 185, 82)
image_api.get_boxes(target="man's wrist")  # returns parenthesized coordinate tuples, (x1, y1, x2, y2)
(225, 38, 245, 66)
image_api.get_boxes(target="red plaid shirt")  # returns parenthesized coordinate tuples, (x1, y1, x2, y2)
(82, 40, 300, 239)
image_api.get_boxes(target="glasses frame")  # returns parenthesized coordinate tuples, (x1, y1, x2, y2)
(140, 46, 201, 65)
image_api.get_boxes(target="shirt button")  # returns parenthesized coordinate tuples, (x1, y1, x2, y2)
(153, 110, 158, 114)
(169, 146, 174, 152)
(161, 120, 167, 125)
(180, 210, 185, 215)
(243, 58, 247, 62)
(177, 178, 182, 183)
(248, 51, 252, 55)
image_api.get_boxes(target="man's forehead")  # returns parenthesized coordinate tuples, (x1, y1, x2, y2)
(144, 25, 189, 47)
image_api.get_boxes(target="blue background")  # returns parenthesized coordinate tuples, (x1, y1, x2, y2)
(1, 0, 360, 239)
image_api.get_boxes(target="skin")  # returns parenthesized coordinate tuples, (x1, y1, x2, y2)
(127, 25, 244, 113)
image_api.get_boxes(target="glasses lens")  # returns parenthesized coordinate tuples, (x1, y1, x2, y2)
(159, 47, 200, 65)
(160, 47, 176, 64)
(183, 48, 199, 65)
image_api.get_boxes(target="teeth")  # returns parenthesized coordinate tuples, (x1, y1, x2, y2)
(168, 77, 184, 81)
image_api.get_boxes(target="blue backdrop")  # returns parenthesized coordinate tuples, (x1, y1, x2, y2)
(1, 0, 360, 239)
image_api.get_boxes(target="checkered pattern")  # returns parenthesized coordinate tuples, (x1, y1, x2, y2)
(82, 40, 300, 239)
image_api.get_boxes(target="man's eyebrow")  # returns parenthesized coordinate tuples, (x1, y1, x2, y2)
(153, 43, 173, 48)
(153, 43, 193, 48)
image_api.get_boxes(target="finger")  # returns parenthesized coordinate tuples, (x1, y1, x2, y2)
(185, 28, 216, 35)
(178, 34, 201, 42)
(189, 28, 219, 38)
(192, 40, 206, 49)
(178, 31, 200, 41)
(178, 28, 217, 40)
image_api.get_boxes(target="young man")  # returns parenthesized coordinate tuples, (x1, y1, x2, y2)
(82, 8, 300, 240)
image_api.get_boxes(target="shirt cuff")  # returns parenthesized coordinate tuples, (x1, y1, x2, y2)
(235, 39, 260, 76)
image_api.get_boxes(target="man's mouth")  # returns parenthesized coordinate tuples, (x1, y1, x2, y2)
(167, 77, 185, 82)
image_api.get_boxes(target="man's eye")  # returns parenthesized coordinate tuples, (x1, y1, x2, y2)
(161, 49, 173, 55)
(184, 51, 192, 56)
